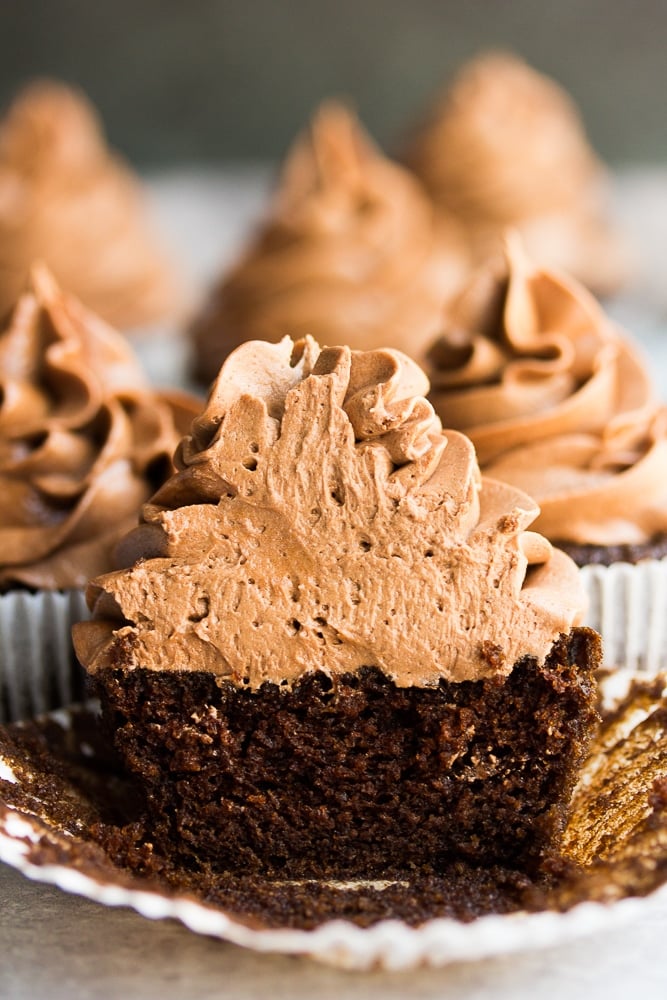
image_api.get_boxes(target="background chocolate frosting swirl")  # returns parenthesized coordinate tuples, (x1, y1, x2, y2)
(428, 234, 667, 546)
(403, 52, 630, 295)
(0, 80, 183, 328)
(0, 265, 199, 590)
(191, 102, 468, 385)
(75, 335, 584, 689)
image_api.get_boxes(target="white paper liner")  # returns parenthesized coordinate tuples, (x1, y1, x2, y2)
(580, 558, 667, 674)
(0, 806, 664, 972)
(0, 590, 90, 723)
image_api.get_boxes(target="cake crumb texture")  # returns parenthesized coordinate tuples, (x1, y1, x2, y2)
(94, 629, 600, 879)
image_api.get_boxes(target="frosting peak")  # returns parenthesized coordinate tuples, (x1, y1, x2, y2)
(274, 101, 392, 228)
(186, 337, 441, 476)
(0, 80, 105, 178)
(76, 336, 585, 689)
(0, 266, 199, 590)
(404, 52, 630, 294)
(428, 234, 667, 546)
(0, 80, 182, 328)
(191, 103, 468, 384)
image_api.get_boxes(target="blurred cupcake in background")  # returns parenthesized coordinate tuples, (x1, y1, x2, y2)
(191, 101, 469, 385)
(426, 232, 667, 672)
(0, 265, 199, 721)
(403, 52, 632, 297)
(0, 80, 185, 331)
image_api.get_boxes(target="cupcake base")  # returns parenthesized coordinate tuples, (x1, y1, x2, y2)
(0, 589, 89, 722)
(556, 534, 667, 568)
(93, 628, 600, 879)
(579, 558, 667, 673)
(553, 537, 667, 674)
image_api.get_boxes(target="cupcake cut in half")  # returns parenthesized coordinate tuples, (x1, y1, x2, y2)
(74, 336, 600, 879)
(0, 80, 184, 329)
(191, 102, 469, 385)
(403, 52, 631, 296)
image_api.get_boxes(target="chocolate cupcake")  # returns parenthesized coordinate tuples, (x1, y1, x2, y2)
(191, 102, 469, 385)
(0, 80, 184, 329)
(426, 233, 667, 671)
(403, 52, 630, 296)
(0, 265, 199, 720)
(74, 336, 599, 879)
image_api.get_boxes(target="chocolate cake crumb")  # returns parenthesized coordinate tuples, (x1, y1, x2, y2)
(3, 663, 667, 933)
(93, 628, 600, 880)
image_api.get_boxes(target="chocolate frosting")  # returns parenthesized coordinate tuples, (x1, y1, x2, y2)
(404, 52, 630, 295)
(428, 234, 667, 546)
(75, 336, 585, 688)
(0, 266, 199, 590)
(192, 102, 469, 384)
(0, 80, 182, 328)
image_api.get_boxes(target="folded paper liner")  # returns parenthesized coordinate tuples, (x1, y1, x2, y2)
(0, 672, 666, 971)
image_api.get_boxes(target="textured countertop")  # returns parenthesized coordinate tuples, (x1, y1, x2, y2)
(2, 168, 667, 998)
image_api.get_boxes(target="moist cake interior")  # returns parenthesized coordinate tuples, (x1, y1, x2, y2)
(93, 628, 600, 879)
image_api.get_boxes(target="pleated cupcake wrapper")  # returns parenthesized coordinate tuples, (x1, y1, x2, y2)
(2, 687, 667, 971)
(580, 558, 667, 673)
(0, 590, 90, 723)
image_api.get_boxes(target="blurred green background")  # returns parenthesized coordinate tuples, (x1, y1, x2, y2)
(1, 0, 664, 166)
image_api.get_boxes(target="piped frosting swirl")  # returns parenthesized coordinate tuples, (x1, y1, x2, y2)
(427, 234, 667, 546)
(404, 52, 630, 295)
(0, 80, 182, 328)
(192, 102, 468, 384)
(0, 266, 199, 590)
(75, 335, 585, 688)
